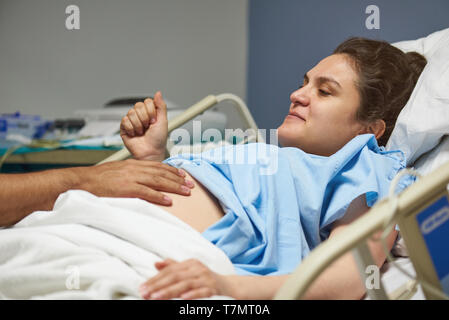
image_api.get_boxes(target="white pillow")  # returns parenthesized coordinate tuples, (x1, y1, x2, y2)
(386, 28, 449, 167)
(392, 27, 449, 57)
(413, 135, 449, 175)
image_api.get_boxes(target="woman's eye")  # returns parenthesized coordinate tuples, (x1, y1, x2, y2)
(319, 89, 331, 96)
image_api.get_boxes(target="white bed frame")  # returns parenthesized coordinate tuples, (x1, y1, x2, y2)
(97, 93, 264, 164)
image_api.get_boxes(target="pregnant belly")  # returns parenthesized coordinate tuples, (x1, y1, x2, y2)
(153, 171, 225, 233)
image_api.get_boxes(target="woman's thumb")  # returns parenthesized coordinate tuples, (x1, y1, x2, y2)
(154, 91, 167, 119)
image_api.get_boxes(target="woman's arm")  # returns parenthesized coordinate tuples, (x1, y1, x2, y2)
(295, 194, 398, 300)
(139, 194, 397, 300)
(138, 258, 288, 300)
(303, 194, 398, 299)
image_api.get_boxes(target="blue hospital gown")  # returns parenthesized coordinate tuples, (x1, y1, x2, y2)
(163, 134, 414, 275)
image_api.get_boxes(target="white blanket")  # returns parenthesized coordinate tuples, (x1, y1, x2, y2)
(0, 190, 236, 299)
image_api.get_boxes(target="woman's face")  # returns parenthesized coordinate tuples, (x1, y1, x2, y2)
(277, 53, 366, 156)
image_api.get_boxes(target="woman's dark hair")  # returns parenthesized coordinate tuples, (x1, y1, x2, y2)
(333, 37, 427, 146)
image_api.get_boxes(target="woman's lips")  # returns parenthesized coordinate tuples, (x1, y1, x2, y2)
(286, 113, 305, 121)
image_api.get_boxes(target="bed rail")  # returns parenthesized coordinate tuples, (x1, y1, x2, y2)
(274, 160, 449, 300)
(97, 93, 263, 165)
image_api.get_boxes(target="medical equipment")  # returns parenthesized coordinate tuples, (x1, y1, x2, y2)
(0, 112, 52, 148)
(75, 97, 227, 140)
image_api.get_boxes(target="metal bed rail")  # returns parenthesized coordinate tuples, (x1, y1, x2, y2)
(97, 93, 263, 165)
(274, 160, 449, 300)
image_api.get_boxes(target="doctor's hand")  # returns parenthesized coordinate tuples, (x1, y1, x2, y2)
(120, 91, 168, 162)
(139, 258, 230, 300)
(77, 159, 194, 206)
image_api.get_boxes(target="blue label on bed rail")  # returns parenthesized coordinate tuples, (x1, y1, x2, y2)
(416, 195, 449, 295)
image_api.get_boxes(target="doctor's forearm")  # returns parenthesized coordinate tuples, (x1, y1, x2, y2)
(0, 168, 82, 226)
(0, 160, 192, 226)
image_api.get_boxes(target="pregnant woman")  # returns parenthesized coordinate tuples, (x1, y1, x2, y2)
(120, 37, 426, 300)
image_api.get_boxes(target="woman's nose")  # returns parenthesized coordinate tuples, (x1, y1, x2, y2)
(290, 87, 310, 107)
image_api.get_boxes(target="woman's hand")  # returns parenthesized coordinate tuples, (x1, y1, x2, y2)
(139, 258, 230, 300)
(120, 91, 168, 161)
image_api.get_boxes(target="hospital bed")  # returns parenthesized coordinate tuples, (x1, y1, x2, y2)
(0, 94, 266, 300)
(1, 27, 447, 300)
(99, 101, 448, 301)
(96, 27, 449, 300)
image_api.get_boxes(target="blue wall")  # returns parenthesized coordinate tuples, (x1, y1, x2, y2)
(247, 0, 449, 131)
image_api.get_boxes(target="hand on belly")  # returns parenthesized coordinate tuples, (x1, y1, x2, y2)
(153, 170, 225, 233)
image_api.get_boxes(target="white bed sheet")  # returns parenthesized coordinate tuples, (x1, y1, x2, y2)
(0, 190, 236, 299)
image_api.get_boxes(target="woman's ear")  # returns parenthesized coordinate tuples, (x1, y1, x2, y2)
(358, 119, 386, 140)
(370, 119, 386, 140)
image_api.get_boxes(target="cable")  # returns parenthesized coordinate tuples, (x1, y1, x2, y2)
(375, 168, 449, 300)
(0, 139, 62, 172)
(0, 145, 23, 172)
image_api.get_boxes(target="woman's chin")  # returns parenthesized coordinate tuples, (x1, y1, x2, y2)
(277, 125, 303, 147)
(277, 133, 299, 148)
